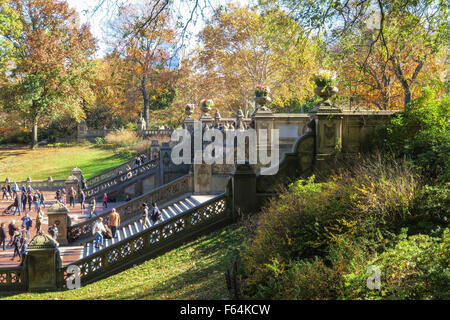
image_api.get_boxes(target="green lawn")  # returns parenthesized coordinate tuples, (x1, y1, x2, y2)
(0, 145, 132, 181)
(0, 224, 248, 300)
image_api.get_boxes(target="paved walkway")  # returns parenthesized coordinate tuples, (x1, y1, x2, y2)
(0, 191, 125, 267)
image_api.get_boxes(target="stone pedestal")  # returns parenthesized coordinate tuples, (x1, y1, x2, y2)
(47, 202, 69, 245)
(25, 234, 60, 291)
(194, 163, 212, 194)
(310, 107, 343, 170)
(70, 167, 83, 183)
(231, 163, 257, 219)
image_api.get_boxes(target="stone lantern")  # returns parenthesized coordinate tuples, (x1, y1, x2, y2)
(47, 201, 70, 245)
(25, 233, 61, 291)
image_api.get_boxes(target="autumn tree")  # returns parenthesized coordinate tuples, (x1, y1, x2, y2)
(179, 4, 321, 117)
(110, 0, 178, 128)
(270, 0, 449, 109)
(0, 0, 96, 148)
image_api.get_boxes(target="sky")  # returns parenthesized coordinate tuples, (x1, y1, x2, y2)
(66, 0, 252, 58)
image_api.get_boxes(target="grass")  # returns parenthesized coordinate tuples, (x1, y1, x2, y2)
(0, 224, 248, 300)
(0, 145, 134, 181)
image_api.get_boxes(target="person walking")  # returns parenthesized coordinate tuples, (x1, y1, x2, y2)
(27, 191, 32, 212)
(108, 208, 120, 238)
(79, 189, 86, 209)
(48, 224, 58, 240)
(92, 218, 106, 249)
(0, 223, 6, 251)
(36, 208, 44, 235)
(89, 197, 96, 218)
(61, 188, 66, 205)
(56, 189, 61, 203)
(69, 187, 76, 207)
(12, 182, 19, 194)
(8, 220, 18, 246)
(13, 193, 22, 216)
(2, 186, 8, 200)
(39, 190, 46, 208)
(103, 193, 108, 209)
(21, 192, 27, 211)
(33, 191, 40, 212)
(151, 202, 162, 223)
(21, 213, 32, 240)
(11, 230, 22, 261)
(141, 203, 150, 228)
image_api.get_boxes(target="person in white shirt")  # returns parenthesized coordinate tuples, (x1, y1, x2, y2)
(92, 217, 106, 248)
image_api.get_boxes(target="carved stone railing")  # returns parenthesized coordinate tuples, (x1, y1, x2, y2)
(0, 266, 27, 292)
(0, 180, 65, 192)
(68, 175, 193, 242)
(86, 157, 158, 189)
(61, 193, 229, 287)
(84, 158, 160, 199)
(141, 129, 173, 138)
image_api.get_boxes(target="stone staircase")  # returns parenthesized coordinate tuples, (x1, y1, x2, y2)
(80, 194, 217, 258)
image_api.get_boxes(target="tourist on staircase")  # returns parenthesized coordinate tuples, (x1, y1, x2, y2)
(56, 189, 61, 203)
(69, 187, 76, 207)
(36, 208, 44, 235)
(48, 224, 58, 240)
(39, 190, 46, 209)
(141, 203, 149, 228)
(151, 202, 162, 223)
(33, 190, 40, 212)
(21, 213, 32, 240)
(21, 192, 27, 212)
(108, 208, 120, 238)
(13, 193, 22, 216)
(26, 191, 32, 212)
(92, 218, 106, 249)
(79, 189, 86, 209)
(103, 193, 108, 209)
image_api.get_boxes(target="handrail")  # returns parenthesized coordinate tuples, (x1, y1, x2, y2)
(68, 174, 193, 242)
(84, 158, 159, 199)
(0, 180, 65, 191)
(0, 266, 27, 292)
(61, 193, 229, 287)
(86, 158, 158, 189)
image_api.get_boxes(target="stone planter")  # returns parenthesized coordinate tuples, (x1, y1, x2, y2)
(184, 104, 195, 117)
(314, 86, 338, 102)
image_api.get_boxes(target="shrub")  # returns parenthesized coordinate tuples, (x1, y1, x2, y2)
(341, 228, 450, 300)
(240, 156, 426, 299)
(94, 137, 105, 146)
(105, 130, 140, 149)
(114, 147, 136, 159)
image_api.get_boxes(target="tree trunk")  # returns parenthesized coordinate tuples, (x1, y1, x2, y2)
(31, 117, 38, 149)
(141, 78, 149, 128)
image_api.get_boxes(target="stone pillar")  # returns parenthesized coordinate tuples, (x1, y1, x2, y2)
(231, 163, 257, 219)
(65, 175, 79, 196)
(310, 109, 343, 170)
(25, 233, 60, 291)
(150, 140, 160, 160)
(47, 202, 69, 245)
(214, 110, 222, 128)
(70, 167, 82, 183)
(194, 161, 212, 194)
(159, 142, 172, 185)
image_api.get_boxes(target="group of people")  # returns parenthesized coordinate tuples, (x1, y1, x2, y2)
(2, 183, 45, 217)
(133, 153, 148, 169)
(91, 202, 161, 249)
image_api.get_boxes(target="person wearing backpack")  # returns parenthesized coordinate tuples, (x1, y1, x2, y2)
(151, 202, 162, 223)
(33, 191, 40, 212)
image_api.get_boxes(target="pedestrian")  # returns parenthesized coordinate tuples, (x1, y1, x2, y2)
(92, 218, 106, 249)
(151, 202, 162, 223)
(56, 189, 61, 203)
(39, 190, 46, 208)
(27, 191, 32, 211)
(11, 230, 22, 261)
(21, 192, 27, 211)
(33, 191, 40, 212)
(1, 186, 8, 200)
(79, 189, 86, 209)
(21, 213, 32, 240)
(27, 184, 34, 194)
(61, 188, 66, 205)
(103, 193, 108, 208)
(108, 208, 120, 238)
(141, 203, 150, 228)
(69, 187, 75, 207)
(14, 193, 22, 216)
(36, 208, 44, 235)
(81, 178, 87, 190)
(7, 184, 12, 198)
(89, 197, 96, 218)
(8, 220, 18, 246)
(0, 223, 6, 251)
(12, 182, 19, 194)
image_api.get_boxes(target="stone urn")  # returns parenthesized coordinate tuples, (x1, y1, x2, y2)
(314, 86, 339, 105)
(254, 95, 272, 112)
(184, 104, 195, 117)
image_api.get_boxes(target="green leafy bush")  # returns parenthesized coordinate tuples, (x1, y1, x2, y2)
(342, 228, 450, 300)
